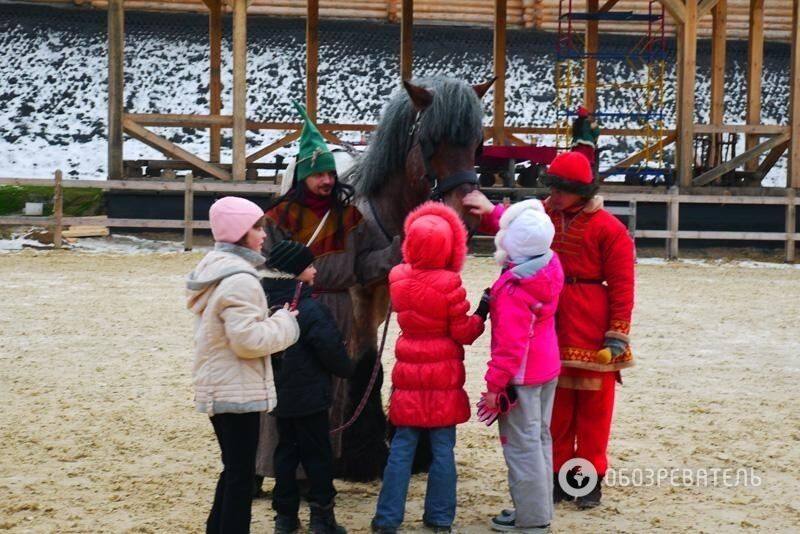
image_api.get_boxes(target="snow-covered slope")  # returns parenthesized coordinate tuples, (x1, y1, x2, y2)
(0, 4, 792, 184)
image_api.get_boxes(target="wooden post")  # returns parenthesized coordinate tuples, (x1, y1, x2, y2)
(745, 0, 764, 172)
(584, 0, 599, 113)
(676, 0, 698, 188)
(400, 0, 413, 81)
(53, 169, 64, 250)
(209, 0, 222, 163)
(107, 0, 124, 180)
(666, 186, 679, 259)
(628, 199, 637, 239)
(306, 0, 319, 122)
(786, 188, 796, 263)
(708, 0, 726, 168)
(493, 0, 507, 145)
(790, 0, 800, 188)
(232, 0, 247, 181)
(184, 172, 194, 251)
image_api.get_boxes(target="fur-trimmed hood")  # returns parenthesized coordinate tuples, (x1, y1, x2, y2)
(494, 199, 554, 266)
(402, 201, 468, 272)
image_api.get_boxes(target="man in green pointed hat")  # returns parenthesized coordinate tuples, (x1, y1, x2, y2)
(255, 102, 401, 493)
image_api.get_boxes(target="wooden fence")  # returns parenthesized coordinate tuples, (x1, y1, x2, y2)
(1, 171, 797, 261)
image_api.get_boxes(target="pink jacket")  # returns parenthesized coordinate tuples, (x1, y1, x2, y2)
(485, 253, 564, 393)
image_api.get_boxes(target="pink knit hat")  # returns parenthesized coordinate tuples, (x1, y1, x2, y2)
(209, 196, 264, 244)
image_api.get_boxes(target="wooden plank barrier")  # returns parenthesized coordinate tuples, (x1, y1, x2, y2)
(1, 175, 799, 261)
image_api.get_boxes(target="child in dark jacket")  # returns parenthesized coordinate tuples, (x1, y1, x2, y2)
(262, 240, 353, 534)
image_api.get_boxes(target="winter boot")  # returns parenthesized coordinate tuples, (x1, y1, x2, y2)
(273, 513, 300, 534)
(553, 473, 573, 503)
(309, 501, 347, 534)
(576, 476, 603, 509)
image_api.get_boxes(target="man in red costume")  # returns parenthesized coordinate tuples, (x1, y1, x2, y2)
(462, 150, 635, 509)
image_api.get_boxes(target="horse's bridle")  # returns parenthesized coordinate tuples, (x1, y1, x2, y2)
(407, 109, 482, 201)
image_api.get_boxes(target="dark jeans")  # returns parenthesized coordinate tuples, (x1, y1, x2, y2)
(272, 411, 336, 516)
(207, 412, 261, 534)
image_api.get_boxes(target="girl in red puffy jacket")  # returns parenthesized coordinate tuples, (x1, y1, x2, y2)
(483, 199, 564, 534)
(371, 202, 487, 534)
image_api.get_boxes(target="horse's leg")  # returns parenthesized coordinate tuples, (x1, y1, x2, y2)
(336, 283, 389, 481)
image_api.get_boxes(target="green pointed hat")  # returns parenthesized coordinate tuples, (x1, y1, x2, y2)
(293, 101, 337, 182)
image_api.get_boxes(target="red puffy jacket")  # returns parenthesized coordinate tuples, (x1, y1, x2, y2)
(388, 202, 485, 428)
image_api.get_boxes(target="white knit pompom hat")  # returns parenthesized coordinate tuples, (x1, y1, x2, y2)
(494, 199, 555, 265)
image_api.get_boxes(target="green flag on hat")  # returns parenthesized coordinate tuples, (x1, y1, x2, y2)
(293, 101, 337, 182)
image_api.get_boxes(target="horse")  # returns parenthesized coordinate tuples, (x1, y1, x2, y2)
(335, 76, 495, 481)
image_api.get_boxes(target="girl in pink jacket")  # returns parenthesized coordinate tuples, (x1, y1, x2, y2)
(482, 199, 564, 533)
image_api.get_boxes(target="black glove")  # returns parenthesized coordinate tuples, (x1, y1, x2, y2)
(474, 288, 491, 320)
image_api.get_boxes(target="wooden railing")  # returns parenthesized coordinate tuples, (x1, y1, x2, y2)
(1, 173, 797, 261)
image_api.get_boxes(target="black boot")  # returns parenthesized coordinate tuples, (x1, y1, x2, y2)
(576, 476, 603, 509)
(309, 501, 347, 534)
(553, 473, 574, 503)
(273, 513, 300, 534)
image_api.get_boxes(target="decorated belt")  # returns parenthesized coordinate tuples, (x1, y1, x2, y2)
(564, 277, 605, 285)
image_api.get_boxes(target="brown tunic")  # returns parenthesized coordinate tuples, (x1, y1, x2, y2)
(255, 198, 399, 477)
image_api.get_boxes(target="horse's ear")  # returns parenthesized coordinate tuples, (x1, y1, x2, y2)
(403, 80, 434, 112)
(472, 77, 497, 99)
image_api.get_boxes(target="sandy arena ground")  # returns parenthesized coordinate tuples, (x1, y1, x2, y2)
(1, 248, 799, 533)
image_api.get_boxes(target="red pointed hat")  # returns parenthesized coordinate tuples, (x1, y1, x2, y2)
(577, 106, 590, 118)
(540, 151, 599, 198)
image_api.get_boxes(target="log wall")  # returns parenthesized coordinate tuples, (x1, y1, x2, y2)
(22, 0, 794, 41)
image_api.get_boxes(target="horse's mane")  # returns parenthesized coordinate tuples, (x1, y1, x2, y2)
(345, 77, 485, 197)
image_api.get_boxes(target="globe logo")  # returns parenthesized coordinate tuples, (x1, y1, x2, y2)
(558, 458, 599, 498)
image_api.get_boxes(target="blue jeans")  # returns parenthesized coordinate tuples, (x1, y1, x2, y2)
(373, 426, 457, 529)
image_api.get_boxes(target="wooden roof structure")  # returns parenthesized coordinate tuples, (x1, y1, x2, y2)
(102, 0, 800, 190)
(39, 0, 797, 40)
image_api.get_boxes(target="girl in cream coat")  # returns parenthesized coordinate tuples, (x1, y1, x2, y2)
(186, 196, 300, 534)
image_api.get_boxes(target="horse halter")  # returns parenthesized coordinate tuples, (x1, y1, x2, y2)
(408, 109, 482, 201)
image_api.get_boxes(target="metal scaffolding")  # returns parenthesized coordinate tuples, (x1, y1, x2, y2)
(554, 0, 669, 183)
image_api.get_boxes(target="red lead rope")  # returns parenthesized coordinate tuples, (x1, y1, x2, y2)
(329, 303, 393, 434)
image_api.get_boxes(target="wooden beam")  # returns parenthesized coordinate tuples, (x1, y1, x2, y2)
(208, 0, 222, 163)
(493, 0, 507, 145)
(745, 0, 765, 172)
(584, 0, 598, 113)
(692, 133, 790, 186)
(246, 130, 301, 163)
(786, 188, 796, 262)
(677, 0, 698, 187)
(791, 0, 800, 188)
(400, 0, 413, 81)
(107, 0, 124, 180)
(756, 140, 789, 178)
(124, 113, 233, 127)
(53, 170, 63, 249)
(708, 0, 726, 167)
(306, 0, 319, 122)
(659, 0, 685, 24)
(694, 124, 788, 135)
(698, 0, 721, 18)
(606, 132, 678, 171)
(321, 131, 345, 146)
(0, 178, 280, 193)
(231, 0, 247, 180)
(183, 172, 194, 251)
(122, 117, 233, 181)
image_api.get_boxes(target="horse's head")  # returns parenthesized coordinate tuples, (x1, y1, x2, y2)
(402, 78, 495, 235)
(348, 76, 495, 239)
